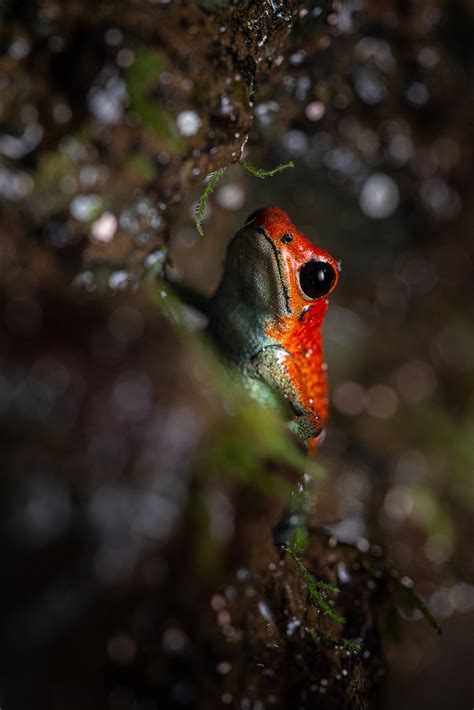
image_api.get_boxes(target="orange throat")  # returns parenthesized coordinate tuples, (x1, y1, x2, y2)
(266, 300, 329, 427)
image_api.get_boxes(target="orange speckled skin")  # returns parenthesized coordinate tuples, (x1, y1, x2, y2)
(256, 208, 339, 452)
(209, 206, 340, 454)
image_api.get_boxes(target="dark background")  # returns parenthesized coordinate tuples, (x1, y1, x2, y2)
(0, 0, 473, 708)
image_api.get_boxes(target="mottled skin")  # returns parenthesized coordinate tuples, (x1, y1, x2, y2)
(209, 207, 340, 453)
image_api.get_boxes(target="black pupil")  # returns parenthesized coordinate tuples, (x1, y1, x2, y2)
(299, 260, 336, 299)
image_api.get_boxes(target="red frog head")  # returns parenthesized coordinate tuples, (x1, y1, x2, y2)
(248, 206, 340, 323)
(209, 206, 340, 453)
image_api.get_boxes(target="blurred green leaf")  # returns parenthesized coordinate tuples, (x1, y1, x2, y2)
(391, 572, 442, 635)
(125, 47, 184, 149)
(144, 278, 315, 493)
(124, 155, 157, 180)
(417, 406, 474, 509)
(126, 47, 167, 96)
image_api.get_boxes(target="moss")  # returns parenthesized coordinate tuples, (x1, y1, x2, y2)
(194, 160, 294, 235)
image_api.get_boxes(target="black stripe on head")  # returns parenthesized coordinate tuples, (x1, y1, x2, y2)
(245, 209, 264, 226)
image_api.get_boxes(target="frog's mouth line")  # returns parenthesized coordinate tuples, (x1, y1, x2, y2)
(254, 226, 291, 316)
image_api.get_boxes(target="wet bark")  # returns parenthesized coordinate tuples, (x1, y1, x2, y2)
(0, 0, 307, 282)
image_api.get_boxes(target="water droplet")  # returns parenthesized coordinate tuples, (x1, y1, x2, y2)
(337, 561, 351, 583)
(108, 271, 130, 290)
(286, 617, 301, 636)
(91, 211, 117, 243)
(216, 661, 232, 675)
(359, 173, 399, 219)
(305, 101, 325, 122)
(144, 250, 166, 269)
(70, 194, 102, 222)
(258, 600, 275, 627)
(176, 110, 201, 137)
(72, 270, 96, 292)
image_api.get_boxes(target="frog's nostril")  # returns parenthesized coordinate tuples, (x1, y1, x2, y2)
(299, 260, 336, 299)
(281, 233, 293, 244)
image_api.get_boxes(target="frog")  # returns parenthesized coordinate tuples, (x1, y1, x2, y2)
(208, 206, 340, 453)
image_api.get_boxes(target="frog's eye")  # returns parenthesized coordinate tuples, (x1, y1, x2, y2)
(299, 260, 336, 299)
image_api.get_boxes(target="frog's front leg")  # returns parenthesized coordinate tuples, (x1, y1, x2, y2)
(249, 346, 323, 447)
